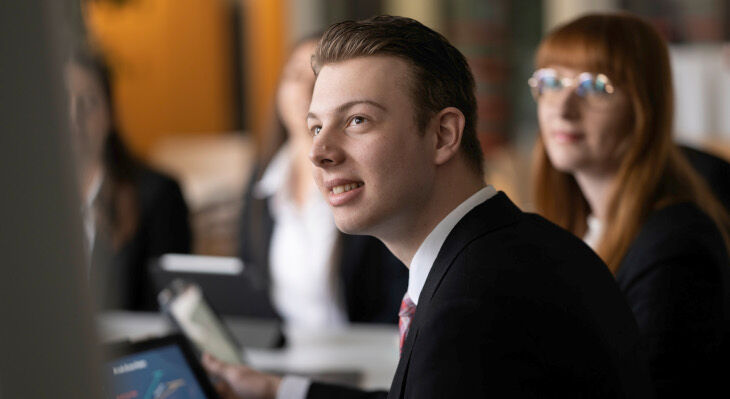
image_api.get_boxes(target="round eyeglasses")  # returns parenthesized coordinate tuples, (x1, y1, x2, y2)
(528, 68, 615, 107)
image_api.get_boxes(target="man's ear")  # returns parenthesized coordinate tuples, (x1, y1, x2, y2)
(433, 107, 465, 166)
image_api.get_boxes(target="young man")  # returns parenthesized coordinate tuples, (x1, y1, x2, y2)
(204, 15, 653, 398)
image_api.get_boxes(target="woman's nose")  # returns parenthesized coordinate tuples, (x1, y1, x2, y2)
(555, 89, 581, 120)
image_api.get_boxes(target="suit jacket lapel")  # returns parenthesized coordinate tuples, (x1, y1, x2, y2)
(388, 328, 418, 399)
(417, 192, 522, 311)
(388, 193, 522, 398)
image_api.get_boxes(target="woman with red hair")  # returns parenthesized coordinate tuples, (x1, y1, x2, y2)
(531, 13, 730, 396)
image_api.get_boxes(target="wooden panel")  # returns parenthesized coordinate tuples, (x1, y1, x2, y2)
(241, 0, 287, 150)
(86, 0, 235, 158)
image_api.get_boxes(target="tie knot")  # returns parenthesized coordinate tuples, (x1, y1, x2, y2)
(399, 294, 416, 318)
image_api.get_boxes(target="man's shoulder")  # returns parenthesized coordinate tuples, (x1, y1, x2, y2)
(435, 205, 621, 315)
(459, 204, 602, 272)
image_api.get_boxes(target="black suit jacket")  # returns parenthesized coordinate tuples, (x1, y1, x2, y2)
(92, 166, 192, 311)
(308, 193, 653, 398)
(238, 169, 407, 323)
(616, 202, 730, 397)
(680, 145, 730, 213)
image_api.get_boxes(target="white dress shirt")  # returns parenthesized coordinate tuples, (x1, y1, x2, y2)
(276, 185, 498, 399)
(407, 185, 497, 304)
(255, 144, 347, 330)
(81, 170, 104, 274)
(582, 215, 603, 250)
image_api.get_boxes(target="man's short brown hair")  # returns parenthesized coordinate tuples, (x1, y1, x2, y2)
(312, 15, 484, 176)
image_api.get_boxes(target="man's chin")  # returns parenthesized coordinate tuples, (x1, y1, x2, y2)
(334, 217, 372, 236)
(334, 222, 363, 236)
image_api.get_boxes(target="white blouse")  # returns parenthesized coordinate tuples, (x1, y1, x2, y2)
(254, 144, 346, 330)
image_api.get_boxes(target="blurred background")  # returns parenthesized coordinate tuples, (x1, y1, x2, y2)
(71, 0, 730, 257)
(2, 1, 730, 397)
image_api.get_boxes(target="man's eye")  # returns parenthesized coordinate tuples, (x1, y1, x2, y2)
(349, 116, 366, 126)
(312, 126, 322, 136)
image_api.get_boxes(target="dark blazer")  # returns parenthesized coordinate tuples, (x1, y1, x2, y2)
(616, 202, 730, 397)
(307, 192, 653, 398)
(92, 166, 192, 311)
(238, 169, 408, 323)
(681, 145, 730, 213)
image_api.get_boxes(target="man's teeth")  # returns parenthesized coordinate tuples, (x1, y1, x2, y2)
(332, 183, 362, 194)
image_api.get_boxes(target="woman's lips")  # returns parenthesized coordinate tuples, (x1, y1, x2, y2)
(552, 130, 584, 144)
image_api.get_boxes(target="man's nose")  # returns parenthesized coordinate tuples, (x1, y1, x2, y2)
(309, 126, 344, 168)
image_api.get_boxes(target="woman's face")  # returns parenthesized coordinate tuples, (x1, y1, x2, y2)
(537, 65, 633, 177)
(276, 40, 318, 139)
(65, 62, 111, 170)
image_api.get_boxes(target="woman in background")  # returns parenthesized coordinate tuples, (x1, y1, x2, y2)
(530, 13, 730, 396)
(238, 36, 407, 328)
(65, 46, 191, 310)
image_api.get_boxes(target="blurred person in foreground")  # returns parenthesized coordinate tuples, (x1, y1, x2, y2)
(65, 46, 191, 310)
(203, 15, 653, 399)
(238, 35, 407, 327)
(530, 12, 730, 396)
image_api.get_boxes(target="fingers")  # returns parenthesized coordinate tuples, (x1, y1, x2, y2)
(202, 353, 226, 377)
(203, 353, 251, 386)
(202, 353, 281, 399)
(214, 378, 236, 399)
(203, 354, 239, 399)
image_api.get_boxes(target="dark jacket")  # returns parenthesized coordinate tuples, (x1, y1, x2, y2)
(308, 193, 653, 398)
(681, 145, 730, 213)
(92, 166, 192, 311)
(616, 202, 730, 397)
(238, 169, 408, 324)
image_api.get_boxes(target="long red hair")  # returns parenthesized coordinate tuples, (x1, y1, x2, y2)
(532, 12, 729, 272)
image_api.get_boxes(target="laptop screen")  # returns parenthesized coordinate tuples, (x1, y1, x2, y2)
(103, 335, 219, 399)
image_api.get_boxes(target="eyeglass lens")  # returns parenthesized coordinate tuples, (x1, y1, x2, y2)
(529, 69, 614, 106)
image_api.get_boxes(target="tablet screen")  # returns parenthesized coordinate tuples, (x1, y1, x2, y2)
(104, 336, 218, 399)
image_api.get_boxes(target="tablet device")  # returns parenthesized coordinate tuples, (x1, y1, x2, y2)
(158, 279, 245, 365)
(103, 334, 220, 399)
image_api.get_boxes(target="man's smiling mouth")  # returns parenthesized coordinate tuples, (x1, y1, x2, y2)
(331, 182, 364, 194)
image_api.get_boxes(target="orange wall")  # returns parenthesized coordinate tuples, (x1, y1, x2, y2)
(241, 0, 287, 149)
(86, 0, 235, 158)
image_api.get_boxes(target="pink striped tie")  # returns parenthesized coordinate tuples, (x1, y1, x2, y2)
(398, 293, 417, 354)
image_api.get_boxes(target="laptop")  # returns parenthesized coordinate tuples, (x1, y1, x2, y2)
(102, 334, 220, 399)
(150, 254, 279, 319)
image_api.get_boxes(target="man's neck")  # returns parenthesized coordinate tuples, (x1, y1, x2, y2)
(380, 174, 486, 267)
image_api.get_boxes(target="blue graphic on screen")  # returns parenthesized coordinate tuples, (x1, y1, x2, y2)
(105, 345, 208, 399)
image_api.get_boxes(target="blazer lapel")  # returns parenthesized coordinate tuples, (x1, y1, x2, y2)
(388, 328, 419, 399)
(388, 192, 523, 398)
(417, 192, 522, 311)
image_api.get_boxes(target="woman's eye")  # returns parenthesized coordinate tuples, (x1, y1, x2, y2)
(542, 76, 561, 91)
(312, 126, 322, 136)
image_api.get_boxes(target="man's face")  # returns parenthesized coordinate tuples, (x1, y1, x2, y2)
(65, 63, 111, 171)
(307, 56, 436, 238)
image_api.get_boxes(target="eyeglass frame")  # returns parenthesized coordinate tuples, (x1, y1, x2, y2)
(527, 68, 615, 102)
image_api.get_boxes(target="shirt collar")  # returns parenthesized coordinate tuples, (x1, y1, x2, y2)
(81, 170, 104, 258)
(583, 214, 603, 250)
(84, 170, 104, 211)
(253, 143, 291, 199)
(407, 185, 497, 305)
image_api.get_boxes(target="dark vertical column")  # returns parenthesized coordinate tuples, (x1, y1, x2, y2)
(0, 1, 102, 398)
